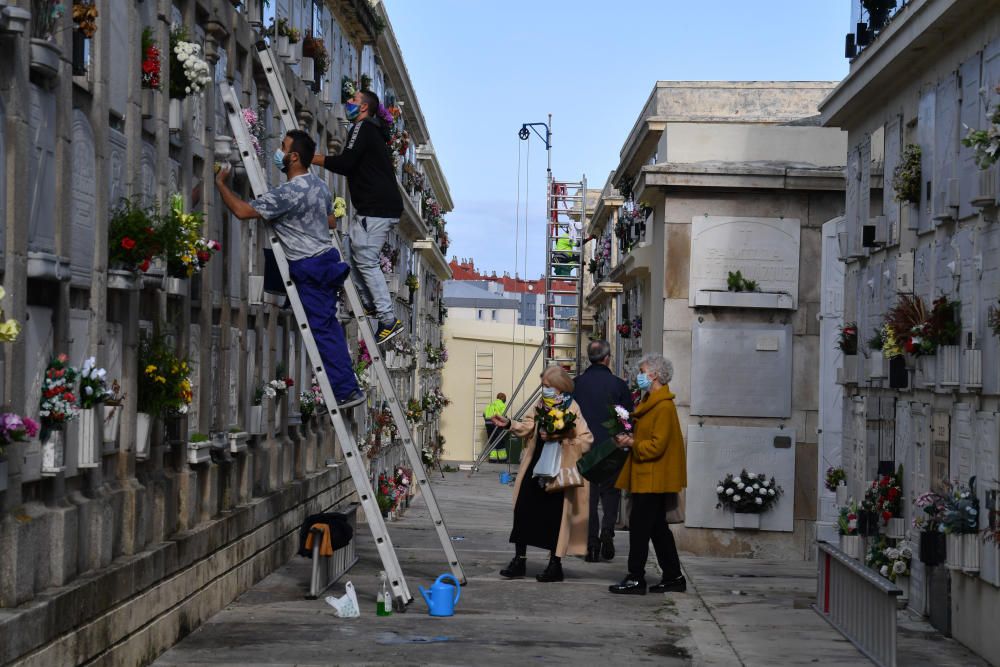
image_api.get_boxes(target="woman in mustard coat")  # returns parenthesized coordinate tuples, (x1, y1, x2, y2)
(609, 353, 687, 595)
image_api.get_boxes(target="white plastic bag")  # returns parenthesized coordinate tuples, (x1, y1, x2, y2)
(532, 441, 562, 478)
(325, 581, 360, 618)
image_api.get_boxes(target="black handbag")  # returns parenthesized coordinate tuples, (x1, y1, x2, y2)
(576, 438, 628, 484)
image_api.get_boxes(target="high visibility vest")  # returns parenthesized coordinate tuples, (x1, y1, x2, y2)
(483, 399, 506, 419)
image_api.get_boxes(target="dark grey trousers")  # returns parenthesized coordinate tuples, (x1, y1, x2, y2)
(588, 478, 621, 547)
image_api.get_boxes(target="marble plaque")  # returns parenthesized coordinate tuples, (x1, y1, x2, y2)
(107, 0, 127, 115)
(188, 324, 200, 429)
(105, 323, 123, 386)
(141, 142, 157, 208)
(976, 410, 1000, 585)
(245, 329, 256, 419)
(229, 328, 241, 427)
(71, 110, 97, 287)
(950, 403, 975, 483)
(689, 216, 800, 308)
(686, 425, 796, 532)
(690, 321, 792, 418)
(28, 85, 57, 255)
(108, 128, 127, 207)
(211, 327, 221, 428)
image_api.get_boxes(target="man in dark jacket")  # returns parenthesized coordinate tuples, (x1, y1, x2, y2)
(573, 339, 633, 562)
(312, 89, 404, 345)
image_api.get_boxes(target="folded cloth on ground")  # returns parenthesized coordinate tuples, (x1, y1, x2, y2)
(297, 512, 353, 558)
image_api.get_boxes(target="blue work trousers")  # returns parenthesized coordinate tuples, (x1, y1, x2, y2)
(288, 248, 359, 402)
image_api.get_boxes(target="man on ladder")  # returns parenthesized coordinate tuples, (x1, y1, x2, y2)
(311, 88, 404, 345)
(214, 129, 366, 408)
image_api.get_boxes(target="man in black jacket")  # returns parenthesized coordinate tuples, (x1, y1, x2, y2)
(573, 339, 633, 562)
(313, 89, 404, 345)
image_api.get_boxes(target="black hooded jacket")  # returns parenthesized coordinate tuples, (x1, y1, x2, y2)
(323, 117, 403, 218)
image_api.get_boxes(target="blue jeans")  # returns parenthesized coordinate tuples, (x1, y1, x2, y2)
(288, 248, 359, 402)
(343, 214, 398, 327)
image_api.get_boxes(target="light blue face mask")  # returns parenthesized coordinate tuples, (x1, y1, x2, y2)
(636, 372, 652, 391)
(273, 148, 286, 170)
(345, 102, 361, 121)
(541, 386, 558, 399)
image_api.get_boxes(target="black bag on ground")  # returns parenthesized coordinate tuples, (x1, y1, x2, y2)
(297, 512, 353, 558)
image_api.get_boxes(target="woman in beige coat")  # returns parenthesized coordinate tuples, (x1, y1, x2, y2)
(491, 365, 593, 582)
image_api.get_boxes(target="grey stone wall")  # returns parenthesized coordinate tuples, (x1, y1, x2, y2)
(0, 0, 449, 663)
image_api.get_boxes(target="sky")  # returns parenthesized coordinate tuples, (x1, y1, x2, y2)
(383, 0, 852, 279)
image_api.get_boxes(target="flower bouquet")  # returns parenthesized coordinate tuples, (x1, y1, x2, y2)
(534, 403, 576, 440)
(138, 334, 192, 417)
(39, 354, 80, 474)
(0, 287, 21, 342)
(838, 501, 864, 559)
(941, 477, 980, 571)
(836, 323, 858, 355)
(825, 466, 847, 492)
(405, 398, 423, 424)
(716, 470, 782, 529)
(577, 404, 632, 483)
(0, 412, 39, 459)
(863, 466, 903, 534)
(913, 491, 947, 566)
(140, 27, 161, 90)
(169, 25, 210, 99)
(866, 537, 913, 585)
(109, 198, 160, 274)
(376, 472, 396, 516)
(333, 196, 347, 219)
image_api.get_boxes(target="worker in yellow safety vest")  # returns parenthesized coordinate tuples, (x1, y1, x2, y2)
(552, 221, 581, 276)
(483, 393, 508, 462)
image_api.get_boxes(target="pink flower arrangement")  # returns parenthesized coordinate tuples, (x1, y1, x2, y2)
(0, 412, 39, 456)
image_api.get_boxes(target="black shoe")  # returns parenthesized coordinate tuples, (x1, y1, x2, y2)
(535, 557, 564, 583)
(609, 574, 646, 595)
(649, 576, 687, 594)
(500, 556, 526, 579)
(585, 547, 601, 563)
(336, 390, 366, 410)
(375, 319, 405, 346)
(600, 532, 615, 561)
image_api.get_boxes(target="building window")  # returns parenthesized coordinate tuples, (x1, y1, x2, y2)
(491, 310, 497, 320)
(477, 309, 483, 320)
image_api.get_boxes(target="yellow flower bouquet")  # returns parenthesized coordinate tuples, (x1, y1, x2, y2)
(535, 404, 577, 439)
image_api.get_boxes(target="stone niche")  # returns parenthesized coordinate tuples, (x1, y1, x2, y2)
(689, 216, 800, 309)
(686, 424, 796, 532)
(70, 110, 97, 287)
(691, 321, 793, 418)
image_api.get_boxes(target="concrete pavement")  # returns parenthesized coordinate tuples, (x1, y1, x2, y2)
(154, 466, 983, 666)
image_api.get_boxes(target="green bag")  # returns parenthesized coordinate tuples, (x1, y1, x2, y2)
(576, 438, 628, 484)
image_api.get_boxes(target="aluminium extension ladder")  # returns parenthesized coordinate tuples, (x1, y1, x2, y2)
(544, 176, 587, 375)
(218, 41, 466, 609)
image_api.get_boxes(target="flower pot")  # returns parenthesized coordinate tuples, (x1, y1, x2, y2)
(77, 408, 100, 469)
(248, 275, 264, 305)
(141, 88, 158, 120)
(945, 533, 963, 570)
(840, 534, 863, 560)
(289, 40, 302, 64)
(102, 404, 121, 452)
(276, 35, 289, 57)
(895, 574, 909, 607)
(214, 134, 234, 160)
(41, 428, 65, 476)
(386, 273, 400, 295)
(228, 431, 248, 454)
(886, 517, 906, 540)
(938, 345, 960, 387)
(920, 531, 946, 566)
(835, 482, 848, 506)
(836, 355, 857, 385)
(888, 355, 909, 389)
(107, 269, 142, 290)
(186, 440, 211, 465)
(918, 355, 936, 388)
(168, 98, 183, 132)
(732, 512, 760, 530)
(248, 405, 265, 435)
(857, 510, 880, 537)
(962, 533, 980, 573)
(300, 56, 315, 84)
(30, 38, 61, 80)
(135, 412, 152, 461)
(163, 276, 188, 296)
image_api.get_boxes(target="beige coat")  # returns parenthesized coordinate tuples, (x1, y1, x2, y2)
(510, 401, 593, 557)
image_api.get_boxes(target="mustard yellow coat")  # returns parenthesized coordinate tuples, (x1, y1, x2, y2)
(615, 385, 687, 494)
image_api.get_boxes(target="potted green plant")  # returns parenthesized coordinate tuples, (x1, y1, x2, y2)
(29, 0, 64, 80)
(187, 432, 211, 465)
(892, 144, 922, 205)
(716, 470, 783, 530)
(108, 198, 159, 288)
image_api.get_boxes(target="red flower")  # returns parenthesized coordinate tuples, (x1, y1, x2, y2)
(284, 377, 294, 387)
(888, 487, 899, 500)
(879, 477, 889, 487)
(63, 392, 75, 403)
(121, 237, 136, 250)
(140, 259, 151, 272)
(904, 338, 917, 353)
(197, 250, 211, 263)
(882, 510, 892, 523)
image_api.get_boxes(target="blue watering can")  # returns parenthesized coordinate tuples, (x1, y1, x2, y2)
(419, 574, 461, 617)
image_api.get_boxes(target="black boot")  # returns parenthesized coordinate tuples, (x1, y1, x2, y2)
(500, 555, 526, 579)
(600, 531, 615, 561)
(535, 556, 564, 582)
(649, 575, 687, 593)
(609, 574, 646, 595)
(585, 546, 601, 563)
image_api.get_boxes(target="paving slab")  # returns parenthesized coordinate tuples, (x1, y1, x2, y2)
(153, 468, 983, 667)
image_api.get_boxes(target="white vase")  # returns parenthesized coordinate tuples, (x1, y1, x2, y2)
(835, 483, 848, 506)
(135, 412, 152, 461)
(248, 275, 264, 305)
(187, 441, 211, 465)
(886, 517, 906, 540)
(168, 98, 183, 132)
(249, 405, 265, 435)
(733, 512, 760, 530)
(946, 533, 963, 570)
(962, 533, 980, 573)
(229, 432, 248, 454)
(102, 404, 121, 447)
(938, 345, 961, 386)
(840, 534, 863, 560)
(41, 429, 65, 476)
(77, 408, 100, 469)
(163, 276, 188, 296)
(107, 269, 142, 291)
(300, 56, 315, 84)
(276, 35, 289, 57)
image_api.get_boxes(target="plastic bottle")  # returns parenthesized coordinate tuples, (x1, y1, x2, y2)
(376, 570, 392, 616)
